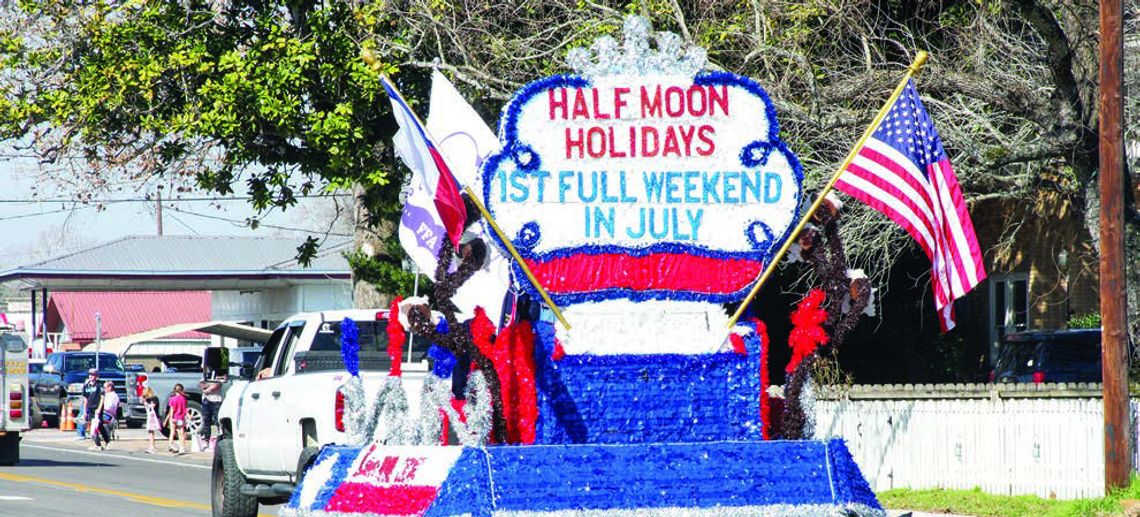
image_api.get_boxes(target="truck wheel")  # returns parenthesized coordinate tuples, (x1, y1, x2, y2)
(28, 397, 43, 429)
(0, 433, 19, 465)
(211, 438, 258, 517)
(186, 401, 204, 436)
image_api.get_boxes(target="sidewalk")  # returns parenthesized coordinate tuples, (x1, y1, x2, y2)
(21, 425, 215, 465)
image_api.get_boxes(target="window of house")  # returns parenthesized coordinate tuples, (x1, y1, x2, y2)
(990, 273, 1029, 363)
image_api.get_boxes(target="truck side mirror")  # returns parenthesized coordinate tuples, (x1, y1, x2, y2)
(203, 347, 229, 380)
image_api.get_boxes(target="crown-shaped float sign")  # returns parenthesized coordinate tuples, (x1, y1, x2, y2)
(481, 16, 804, 307)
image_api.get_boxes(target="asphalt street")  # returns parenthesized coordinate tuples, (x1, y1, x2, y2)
(0, 428, 281, 517)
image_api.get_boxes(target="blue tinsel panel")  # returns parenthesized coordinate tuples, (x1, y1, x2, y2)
(534, 336, 763, 444)
(483, 441, 856, 512)
(423, 448, 493, 517)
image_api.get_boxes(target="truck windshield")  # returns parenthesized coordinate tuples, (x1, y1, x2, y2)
(65, 354, 125, 372)
(310, 320, 429, 362)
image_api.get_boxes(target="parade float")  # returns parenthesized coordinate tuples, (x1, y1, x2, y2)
(282, 16, 883, 517)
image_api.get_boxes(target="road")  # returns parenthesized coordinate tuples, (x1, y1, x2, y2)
(0, 428, 281, 517)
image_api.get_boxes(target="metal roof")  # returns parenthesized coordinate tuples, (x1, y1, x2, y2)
(48, 291, 213, 343)
(0, 235, 352, 291)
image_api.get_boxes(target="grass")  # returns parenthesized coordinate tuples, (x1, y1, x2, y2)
(877, 476, 1140, 517)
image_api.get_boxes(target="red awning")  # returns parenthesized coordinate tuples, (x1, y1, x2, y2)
(46, 291, 212, 345)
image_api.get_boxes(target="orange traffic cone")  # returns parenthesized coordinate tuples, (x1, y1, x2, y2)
(60, 402, 75, 431)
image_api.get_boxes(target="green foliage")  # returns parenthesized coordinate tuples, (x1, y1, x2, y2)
(1067, 312, 1101, 329)
(0, 1, 424, 293)
(879, 476, 1140, 517)
(346, 250, 429, 300)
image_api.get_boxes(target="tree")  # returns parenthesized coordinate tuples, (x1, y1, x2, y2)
(1, 1, 1136, 353)
(0, 1, 420, 290)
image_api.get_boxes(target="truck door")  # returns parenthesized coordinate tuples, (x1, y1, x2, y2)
(243, 322, 304, 477)
(234, 326, 284, 474)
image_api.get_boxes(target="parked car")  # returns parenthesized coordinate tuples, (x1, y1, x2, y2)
(992, 329, 1102, 384)
(30, 352, 128, 425)
(27, 358, 46, 388)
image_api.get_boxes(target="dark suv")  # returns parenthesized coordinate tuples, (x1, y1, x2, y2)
(992, 329, 1101, 384)
(31, 352, 128, 424)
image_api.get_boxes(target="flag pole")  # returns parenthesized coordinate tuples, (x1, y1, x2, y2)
(379, 73, 572, 330)
(726, 51, 929, 329)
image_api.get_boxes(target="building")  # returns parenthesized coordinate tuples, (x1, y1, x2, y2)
(0, 235, 354, 357)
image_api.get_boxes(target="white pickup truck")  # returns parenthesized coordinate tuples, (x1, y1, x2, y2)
(212, 309, 429, 517)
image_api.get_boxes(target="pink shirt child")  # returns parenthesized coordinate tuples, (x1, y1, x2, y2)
(169, 392, 187, 421)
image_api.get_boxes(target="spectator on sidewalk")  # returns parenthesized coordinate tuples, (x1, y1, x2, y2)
(164, 384, 189, 454)
(79, 369, 101, 442)
(198, 374, 225, 450)
(90, 381, 119, 451)
(142, 386, 161, 454)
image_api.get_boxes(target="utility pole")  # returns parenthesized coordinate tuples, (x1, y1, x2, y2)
(1098, 0, 1129, 491)
(156, 190, 164, 236)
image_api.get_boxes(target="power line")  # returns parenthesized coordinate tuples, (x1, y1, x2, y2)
(0, 193, 353, 204)
(0, 205, 91, 222)
(166, 206, 353, 238)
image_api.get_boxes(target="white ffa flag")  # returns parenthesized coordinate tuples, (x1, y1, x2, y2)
(423, 70, 511, 326)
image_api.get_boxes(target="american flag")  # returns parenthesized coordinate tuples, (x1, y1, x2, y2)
(835, 79, 986, 331)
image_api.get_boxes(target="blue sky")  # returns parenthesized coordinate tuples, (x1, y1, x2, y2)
(0, 158, 352, 270)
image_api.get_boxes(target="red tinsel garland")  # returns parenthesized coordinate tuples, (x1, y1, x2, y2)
(469, 307, 505, 444)
(729, 333, 747, 355)
(786, 288, 829, 374)
(508, 320, 537, 444)
(386, 296, 405, 377)
(551, 338, 566, 361)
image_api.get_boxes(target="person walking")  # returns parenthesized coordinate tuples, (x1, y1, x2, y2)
(198, 373, 225, 451)
(164, 384, 189, 454)
(80, 369, 102, 444)
(142, 386, 161, 454)
(90, 381, 119, 450)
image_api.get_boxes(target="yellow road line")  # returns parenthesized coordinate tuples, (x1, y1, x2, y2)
(0, 470, 275, 516)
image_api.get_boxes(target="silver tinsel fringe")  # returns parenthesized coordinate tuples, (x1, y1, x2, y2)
(370, 376, 411, 445)
(339, 376, 374, 446)
(802, 375, 817, 439)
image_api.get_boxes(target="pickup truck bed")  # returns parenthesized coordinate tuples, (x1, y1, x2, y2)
(212, 309, 430, 517)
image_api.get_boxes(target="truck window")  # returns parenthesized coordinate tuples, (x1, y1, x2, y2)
(1, 334, 25, 353)
(294, 319, 431, 373)
(255, 327, 287, 379)
(273, 324, 304, 376)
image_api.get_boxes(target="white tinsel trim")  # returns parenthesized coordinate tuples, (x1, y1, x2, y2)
(412, 375, 448, 445)
(560, 300, 730, 355)
(370, 376, 411, 445)
(801, 376, 817, 439)
(423, 370, 493, 446)
(339, 376, 374, 446)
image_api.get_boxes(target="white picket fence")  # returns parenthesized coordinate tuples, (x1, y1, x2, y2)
(812, 383, 1132, 499)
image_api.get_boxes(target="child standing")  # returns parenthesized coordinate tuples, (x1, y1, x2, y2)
(142, 387, 161, 454)
(164, 384, 189, 454)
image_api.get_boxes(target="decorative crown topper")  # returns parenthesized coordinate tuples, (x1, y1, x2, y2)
(481, 16, 804, 308)
(566, 16, 708, 78)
